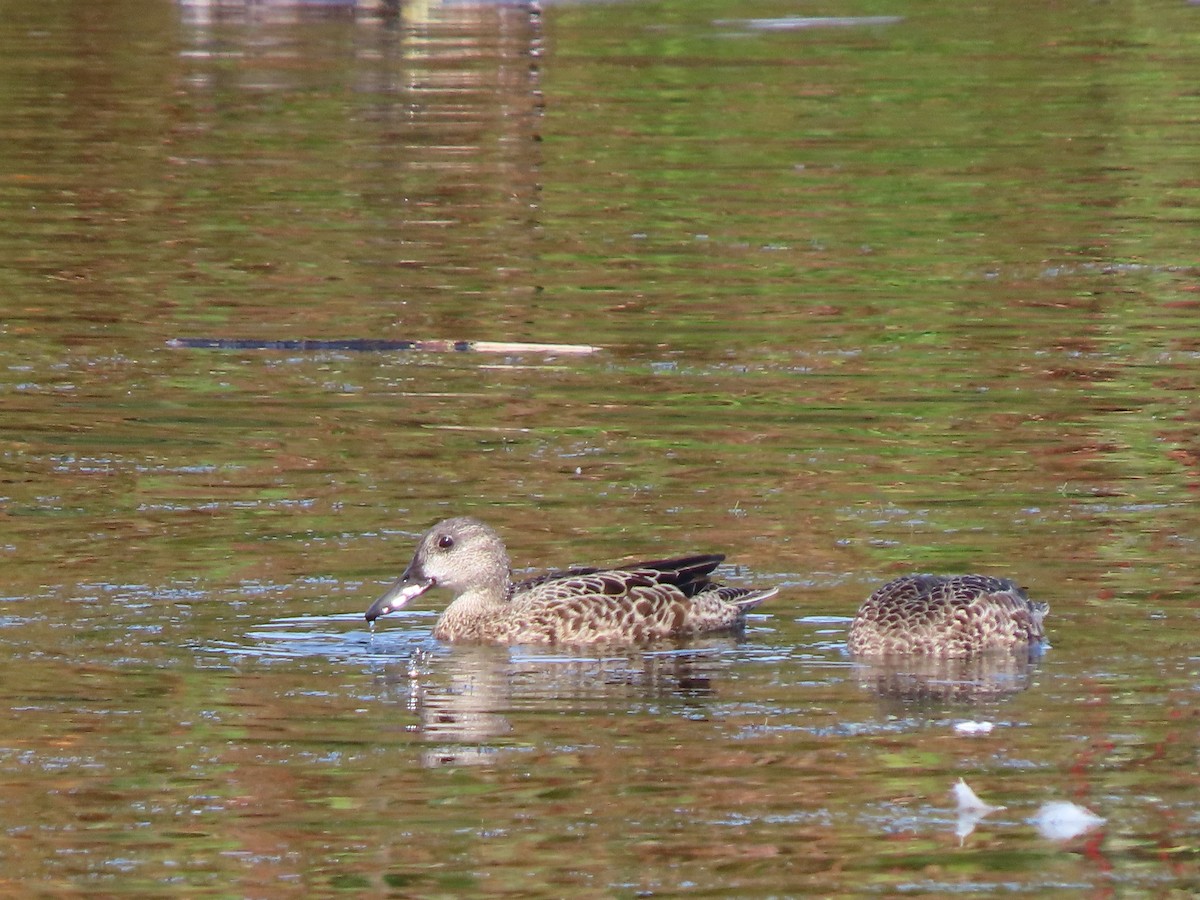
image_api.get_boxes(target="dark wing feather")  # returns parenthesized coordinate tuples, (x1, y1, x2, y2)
(514, 554, 724, 599)
(613, 554, 725, 597)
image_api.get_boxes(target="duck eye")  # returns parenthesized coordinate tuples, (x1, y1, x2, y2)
(436, 534, 455, 550)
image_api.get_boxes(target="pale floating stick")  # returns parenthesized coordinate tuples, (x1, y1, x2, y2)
(166, 337, 600, 355)
(470, 340, 600, 355)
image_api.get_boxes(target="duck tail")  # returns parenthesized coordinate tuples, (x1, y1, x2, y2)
(727, 585, 779, 611)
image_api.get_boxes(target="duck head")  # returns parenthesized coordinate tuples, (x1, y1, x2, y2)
(365, 516, 512, 622)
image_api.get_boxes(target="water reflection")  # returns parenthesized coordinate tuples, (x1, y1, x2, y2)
(178, 0, 397, 27)
(852, 650, 1044, 703)
(387, 640, 745, 766)
(382, 644, 514, 767)
(169, 0, 546, 348)
(236, 612, 755, 766)
(4, 0, 1200, 892)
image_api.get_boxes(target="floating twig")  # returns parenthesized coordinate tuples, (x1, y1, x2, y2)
(166, 337, 600, 355)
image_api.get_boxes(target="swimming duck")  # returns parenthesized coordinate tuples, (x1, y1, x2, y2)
(364, 516, 778, 644)
(847, 573, 1047, 657)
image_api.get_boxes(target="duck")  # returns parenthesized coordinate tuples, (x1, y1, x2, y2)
(364, 516, 778, 644)
(847, 573, 1048, 657)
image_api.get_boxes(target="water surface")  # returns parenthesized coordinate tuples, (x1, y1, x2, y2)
(2, 0, 1199, 894)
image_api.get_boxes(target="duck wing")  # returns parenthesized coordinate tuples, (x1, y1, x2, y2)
(502, 556, 774, 643)
(514, 554, 725, 598)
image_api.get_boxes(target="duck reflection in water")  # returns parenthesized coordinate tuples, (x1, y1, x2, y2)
(847, 573, 1049, 701)
(852, 651, 1043, 702)
(383, 641, 740, 768)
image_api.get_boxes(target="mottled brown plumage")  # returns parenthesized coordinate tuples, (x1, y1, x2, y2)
(364, 516, 777, 644)
(847, 574, 1048, 658)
